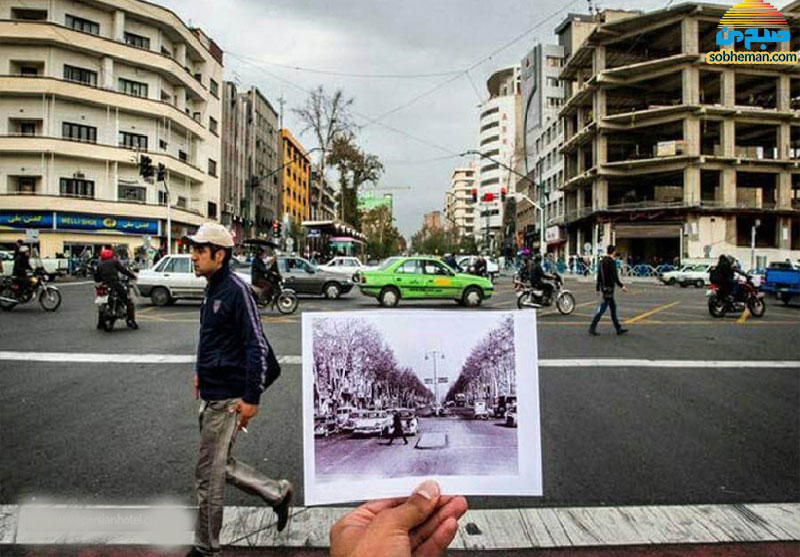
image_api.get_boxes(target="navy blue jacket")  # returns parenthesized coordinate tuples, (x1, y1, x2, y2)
(196, 264, 278, 404)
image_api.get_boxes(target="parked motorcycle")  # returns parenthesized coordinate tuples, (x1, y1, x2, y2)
(707, 275, 765, 318)
(95, 276, 136, 332)
(256, 279, 298, 314)
(0, 270, 62, 312)
(515, 273, 576, 315)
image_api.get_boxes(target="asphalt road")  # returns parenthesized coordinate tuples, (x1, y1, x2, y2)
(315, 416, 518, 479)
(0, 275, 798, 510)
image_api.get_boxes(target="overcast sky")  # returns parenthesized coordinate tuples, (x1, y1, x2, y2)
(168, 0, 693, 237)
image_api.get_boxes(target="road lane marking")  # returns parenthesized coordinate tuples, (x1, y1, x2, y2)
(4, 502, 798, 547)
(624, 301, 680, 324)
(0, 352, 796, 368)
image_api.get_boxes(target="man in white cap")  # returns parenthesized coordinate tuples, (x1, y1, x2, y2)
(184, 223, 293, 556)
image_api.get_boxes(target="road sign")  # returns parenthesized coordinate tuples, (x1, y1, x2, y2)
(438, 377, 449, 383)
(26, 229, 39, 242)
(424, 379, 433, 385)
(583, 242, 592, 253)
(286, 237, 295, 252)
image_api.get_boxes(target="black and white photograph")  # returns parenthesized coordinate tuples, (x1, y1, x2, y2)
(302, 311, 542, 505)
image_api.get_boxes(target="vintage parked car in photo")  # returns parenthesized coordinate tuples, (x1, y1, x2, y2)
(354, 256, 494, 307)
(505, 404, 518, 428)
(336, 407, 358, 432)
(349, 410, 392, 437)
(314, 416, 337, 437)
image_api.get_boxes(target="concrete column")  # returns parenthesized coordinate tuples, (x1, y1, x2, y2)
(778, 123, 790, 160)
(684, 166, 701, 205)
(778, 216, 792, 249)
(175, 86, 186, 112)
(683, 116, 701, 157)
(113, 10, 125, 42)
(594, 178, 608, 210)
(777, 172, 792, 209)
(595, 133, 607, 165)
(682, 18, 699, 55)
(594, 88, 607, 119)
(576, 227, 584, 255)
(175, 43, 187, 68)
(721, 168, 737, 207)
(682, 66, 700, 105)
(722, 119, 736, 157)
(778, 75, 790, 112)
(101, 57, 114, 89)
(593, 46, 606, 74)
(721, 70, 735, 107)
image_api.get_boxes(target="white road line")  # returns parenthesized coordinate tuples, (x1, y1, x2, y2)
(52, 281, 95, 287)
(0, 352, 796, 368)
(2, 503, 798, 547)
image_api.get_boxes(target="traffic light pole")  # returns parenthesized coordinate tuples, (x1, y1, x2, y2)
(163, 176, 171, 255)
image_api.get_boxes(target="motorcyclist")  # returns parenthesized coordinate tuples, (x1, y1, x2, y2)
(251, 246, 269, 299)
(94, 248, 138, 329)
(530, 253, 556, 302)
(713, 254, 745, 302)
(12, 245, 34, 296)
(263, 249, 282, 302)
(474, 255, 487, 277)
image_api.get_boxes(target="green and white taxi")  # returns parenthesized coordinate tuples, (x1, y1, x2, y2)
(354, 256, 494, 307)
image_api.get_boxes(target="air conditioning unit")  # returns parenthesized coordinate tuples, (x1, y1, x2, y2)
(73, 172, 85, 179)
(224, 203, 235, 214)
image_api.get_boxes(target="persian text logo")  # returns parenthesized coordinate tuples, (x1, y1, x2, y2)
(707, 0, 796, 64)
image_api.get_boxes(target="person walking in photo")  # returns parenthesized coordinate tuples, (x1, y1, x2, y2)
(589, 244, 628, 336)
(387, 411, 408, 446)
(185, 223, 293, 557)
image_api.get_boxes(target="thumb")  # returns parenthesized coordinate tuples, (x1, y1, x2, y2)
(388, 480, 440, 531)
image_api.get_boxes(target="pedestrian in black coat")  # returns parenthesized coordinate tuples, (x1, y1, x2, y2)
(589, 245, 629, 336)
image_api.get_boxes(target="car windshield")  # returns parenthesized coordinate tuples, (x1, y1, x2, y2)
(377, 257, 400, 270)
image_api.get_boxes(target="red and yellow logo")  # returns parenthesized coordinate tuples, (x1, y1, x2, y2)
(718, 0, 789, 29)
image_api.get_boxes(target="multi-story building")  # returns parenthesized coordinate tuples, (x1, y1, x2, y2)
(243, 87, 279, 238)
(556, 4, 800, 266)
(0, 0, 223, 256)
(280, 128, 311, 228)
(309, 168, 336, 222)
(424, 210, 443, 231)
(445, 163, 477, 238)
(518, 43, 566, 256)
(221, 81, 247, 241)
(474, 65, 522, 252)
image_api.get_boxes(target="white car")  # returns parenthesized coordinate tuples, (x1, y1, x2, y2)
(678, 263, 711, 288)
(350, 410, 391, 437)
(135, 254, 250, 306)
(316, 256, 366, 275)
(659, 265, 695, 286)
(456, 256, 500, 279)
(1, 250, 68, 280)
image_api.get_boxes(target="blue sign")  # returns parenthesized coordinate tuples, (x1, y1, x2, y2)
(56, 213, 159, 235)
(0, 211, 53, 228)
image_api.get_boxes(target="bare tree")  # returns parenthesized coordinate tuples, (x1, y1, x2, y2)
(292, 86, 355, 176)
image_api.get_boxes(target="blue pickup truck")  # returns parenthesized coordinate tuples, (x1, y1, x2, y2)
(760, 261, 800, 305)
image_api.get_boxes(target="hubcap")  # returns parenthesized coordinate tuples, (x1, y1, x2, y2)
(384, 291, 397, 305)
(466, 291, 480, 305)
(327, 286, 339, 298)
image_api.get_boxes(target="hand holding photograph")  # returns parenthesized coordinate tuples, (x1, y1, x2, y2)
(302, 310, 542, 505)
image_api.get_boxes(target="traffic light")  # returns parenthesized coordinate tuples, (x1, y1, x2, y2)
(471, 188, 478, 203)
(483, 192, 495, 203)
(156, 163, 166, 182)
(138, 155, 154, 178)
(272, 220, 282, 237)
(501, 187, 507, 202)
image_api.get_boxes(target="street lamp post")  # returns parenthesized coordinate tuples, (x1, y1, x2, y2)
(424, 350, 445, 416)
(750, 218, 761, 271)
(462, 150, 545, 256)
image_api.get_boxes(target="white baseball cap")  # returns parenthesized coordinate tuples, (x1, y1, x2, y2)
(184, 223, 234, 248)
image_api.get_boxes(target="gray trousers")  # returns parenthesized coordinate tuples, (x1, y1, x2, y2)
(194, 398, 289, 555)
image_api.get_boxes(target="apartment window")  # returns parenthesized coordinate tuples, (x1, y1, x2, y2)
(15, 177, 37, 193)
(161, 46, 172, 58)
(159, 139, 168, 150)
(11, 8, 47, 20)
(158, 190, 168, 205)
(119, 131, 148, 150)
(19, 65, 39, 76)
(480, 121, 499, 132)
(64, 65, 97, 86)
(178, 150, 188, 162)
(209, 116, 218, 135)
(62, 122, 97, 143)
(209, 79, 219, 98)
(546, 77, 560, 87)
(118, 184, 146, 203)
(124, 32, 150, 50)
(18, 122, 37, 136)
(118, 78, 148, 98)
(207, 202, 217, 219)
(65, 14, 99, 35)
(192, 111, 201, 122)
(193, 73, 202, 85)
(208, 159, 217, 177)
(177, 196, 187, 209)
(546, 56, 562, 67)
(60, 177, 94, 198)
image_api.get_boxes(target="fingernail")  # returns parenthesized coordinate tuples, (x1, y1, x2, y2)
(414, 480, 439, 500)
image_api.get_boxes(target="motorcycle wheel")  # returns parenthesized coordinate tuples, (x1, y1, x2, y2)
(38, 287, 62, 312)
(517, 292, 533, 310)
(276, 291, 299, 314)
(102, 310, 116, 332)
(747, 297, 766, 318)
(556, 292, 576, 315)
(0, 285, 17, 311)
(708, 296, 726, 318)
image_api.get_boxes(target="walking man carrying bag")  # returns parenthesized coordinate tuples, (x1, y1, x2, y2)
(185, 223, 293, 556)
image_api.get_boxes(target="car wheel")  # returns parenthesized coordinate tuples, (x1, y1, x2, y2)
(151, 286, 171, 307)
(667, 278, 676, 286)
(695, 279, 704, 288)
(679, 282, 688, 288)
(462, 286, 483, 307)
(324, 282, 342, 300)
(379, 287, 400, 307)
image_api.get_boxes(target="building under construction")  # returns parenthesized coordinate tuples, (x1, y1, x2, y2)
(556, 2, 800, 267)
